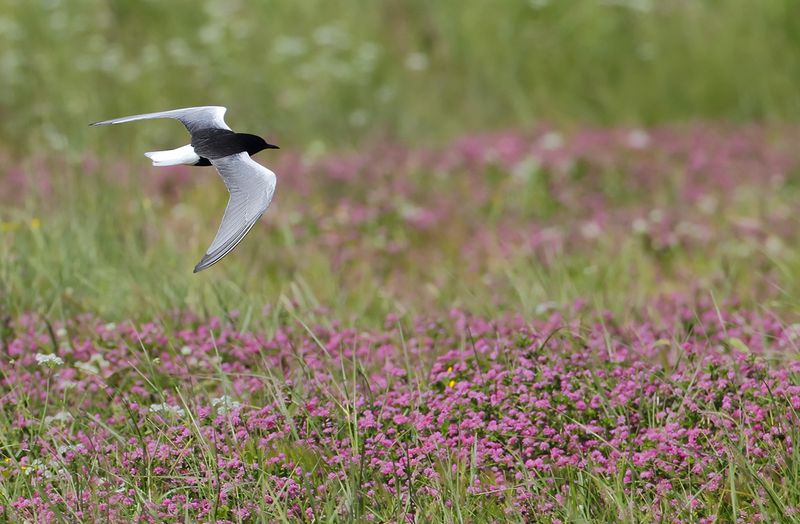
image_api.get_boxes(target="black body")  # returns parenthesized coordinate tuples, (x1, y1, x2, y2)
(190, 128, 279, 166)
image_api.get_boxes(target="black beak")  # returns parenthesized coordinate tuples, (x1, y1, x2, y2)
(267, 143, 280, 150)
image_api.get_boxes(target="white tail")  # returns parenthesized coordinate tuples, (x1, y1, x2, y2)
(144, 144, 201, 167)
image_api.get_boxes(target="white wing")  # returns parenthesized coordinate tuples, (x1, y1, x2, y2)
(90, 106, 231, 135)
(194, 153, 276, 273)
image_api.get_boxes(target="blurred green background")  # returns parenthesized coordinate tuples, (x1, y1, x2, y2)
(2, 0, 800, 323)
(2, 0, 800, 154)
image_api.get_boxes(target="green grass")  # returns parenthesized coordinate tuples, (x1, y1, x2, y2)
(1, 0, 800, 155)
(2, 1, 799, 325)
(2, 135, 800, 324)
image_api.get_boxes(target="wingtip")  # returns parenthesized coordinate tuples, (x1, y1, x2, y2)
(193, 255, 211, 273)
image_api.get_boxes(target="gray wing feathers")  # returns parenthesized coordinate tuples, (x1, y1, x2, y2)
(90, 106, 230, 134)
(193, 153, 276, 273)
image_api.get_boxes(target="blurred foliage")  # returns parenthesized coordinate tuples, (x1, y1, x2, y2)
(2, 125, 800, 323)
(2, 0, 800, 322)
(0, 0, 799, 155)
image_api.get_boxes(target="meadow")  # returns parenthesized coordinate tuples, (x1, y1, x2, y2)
(2, 1, 800, 522)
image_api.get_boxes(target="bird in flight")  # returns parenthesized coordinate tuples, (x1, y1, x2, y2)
(90, 106, 279, 273)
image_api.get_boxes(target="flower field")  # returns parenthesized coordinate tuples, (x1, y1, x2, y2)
(3, 124, 800, 522)
(5, 124, 800, 318)
(4, 1, 800, 521)
(3, 298, 800, 521)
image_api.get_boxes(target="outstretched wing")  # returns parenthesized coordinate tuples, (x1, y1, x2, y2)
(90, 106, 231, 135)
(193, 153, 276, 273)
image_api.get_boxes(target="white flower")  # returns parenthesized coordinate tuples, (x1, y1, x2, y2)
(75, 353, 109, 375)
(766, 236, 784, 255)
(75, 361, 99, 375)
(90, 353, 110, 369)
(535, 302, 557, 315)
(44, 411, 73, 425)
(648, 208, 664, 223)
(404, 52, 429, 71)
(57, 444, 85, 455)
(697, 194, 718, 215)
(211, 395, 242, 415)
(24, 458, 46, 476)
(348, 109, 368, 127)
(511, 156, 541, 182)
(601, 0, 652, 12)
(55, 327, 67, 338)
(626, 129, 650, 149)
(539, 131, 563, 151)
(272, 36, 307, 58)
(35, 353, 64, 368)
(632, 218, 649, 234)
(312, 25, 348, 47)
(355, 42, 380, 69)
(786, 324, 800, 341)
(180, 345, 192, 356)
(580, 221, 603, 239)
(149, 403, 185, 418)
(59, 380, 77, 390)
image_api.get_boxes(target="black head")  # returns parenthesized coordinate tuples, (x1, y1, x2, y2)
(239, 133, 280, 156)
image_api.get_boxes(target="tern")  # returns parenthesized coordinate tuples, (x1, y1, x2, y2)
(90, 106, 279, 273)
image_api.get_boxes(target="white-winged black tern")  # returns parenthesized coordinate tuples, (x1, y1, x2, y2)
(91, 106, 279, 273)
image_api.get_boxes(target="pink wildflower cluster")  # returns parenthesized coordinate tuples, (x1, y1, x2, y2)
(1, 297, 798, 521)
(6, 124, 800, 270)
(276, 125, 800, 270)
